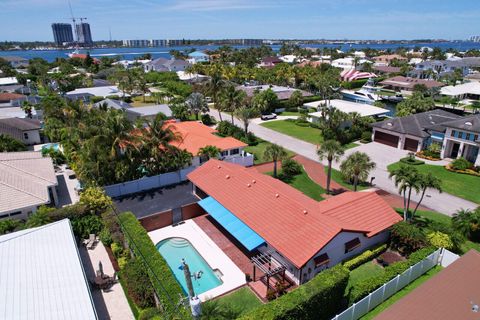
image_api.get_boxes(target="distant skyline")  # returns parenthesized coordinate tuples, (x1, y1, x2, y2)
(1, 0, 479, 41)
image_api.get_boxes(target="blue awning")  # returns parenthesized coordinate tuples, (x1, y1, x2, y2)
(198, 197, 265, 251)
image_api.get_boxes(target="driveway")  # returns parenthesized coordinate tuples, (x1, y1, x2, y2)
(208, 109, 478, 215)
(113, 182, 198, 218)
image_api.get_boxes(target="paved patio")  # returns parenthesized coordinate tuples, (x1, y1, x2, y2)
(79, 241, 134, 320)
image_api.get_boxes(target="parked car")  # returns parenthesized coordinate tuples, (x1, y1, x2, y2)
(261, 113, 277, 120)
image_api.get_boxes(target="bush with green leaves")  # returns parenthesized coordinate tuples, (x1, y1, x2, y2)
(138, 307, 162, 320)
(280, 158, 302, 179)
(0, 219, 24, 235)
(99, 228, 113, 246)
(26, 206, 54, 228)
(0, 133, 27, 152)
(111, 242, 124, 258)
(452, 207, 480, 241)
(361, 131, 372, 142)
(41, 146, 66, 166)
(71, 214, 104, 239)
(451, 157, 473, 171)
(427, 231, 454, 250)
(343, 244, 387, 270)
(79, 186, 113, 214)
(240, 265, 349, 320)
(390, 221, 427, 254)
(122, 258, 156, 309)
(201, 114, 215, 126)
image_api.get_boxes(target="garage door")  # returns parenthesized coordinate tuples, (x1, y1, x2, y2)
(374, 131, 399, 147)
(404, 138, 419, 152)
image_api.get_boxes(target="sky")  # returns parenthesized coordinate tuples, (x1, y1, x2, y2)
(1, 0, 479, 41)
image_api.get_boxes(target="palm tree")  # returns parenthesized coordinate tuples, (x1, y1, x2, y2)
(317, 140, 345, 194)
(21, 100, 33, 118)
(411, 173, 442, 217)
(340, 151, 376, 192)
(389, 164, 421, 221)
(206, 68, 225, 121)
(452, 209, 476, 239)
(263, 143, 288, 178)
(186, 92, 208, 120)
(219, 84, 246, 123)
(198, 145, 222, 160)
(235, 106, 259, 136)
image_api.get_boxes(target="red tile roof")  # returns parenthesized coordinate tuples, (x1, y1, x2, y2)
(188, 160, 402, 267)
(0, 92, 25, 102)
(168, 121, 247, 155)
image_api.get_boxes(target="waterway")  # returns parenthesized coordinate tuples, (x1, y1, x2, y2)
(1, 42, 480, 62)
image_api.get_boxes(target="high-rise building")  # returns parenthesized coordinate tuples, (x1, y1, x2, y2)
(51, 23, 74, 45)
(470, 36, 480, 43)
(76, 22, 93, 45)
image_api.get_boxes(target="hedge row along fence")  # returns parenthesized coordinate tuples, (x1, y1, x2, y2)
(348, 246, 437, 304)
(240, 265, 350, 320)
(343, 244, 387, 271)
(118, 212, 189, 319)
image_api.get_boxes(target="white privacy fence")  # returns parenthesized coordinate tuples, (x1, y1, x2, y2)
(104, 167, 195, 198)
(332, 248, 456, 320)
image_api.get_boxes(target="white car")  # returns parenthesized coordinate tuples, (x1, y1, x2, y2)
(261, 113, 277, 121)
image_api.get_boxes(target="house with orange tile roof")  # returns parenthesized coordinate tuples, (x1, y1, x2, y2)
(168, 121, 253, 167)
(187, 159, 402, 285)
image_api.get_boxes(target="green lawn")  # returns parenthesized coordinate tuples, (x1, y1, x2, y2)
(361, 266, 442, 319)
(267, 168, 325, 201)
(244, 141, 295, 165)
(387, 162, 480, 204)
(326, 167, 371, 191)
(343, 142, 360, 150)
(131, 95, 157, 107)
(261, 120, 323, 145)
(277, 111, 302, 116)
(216, 287, 262, 316)
(347, 261, 385, 292)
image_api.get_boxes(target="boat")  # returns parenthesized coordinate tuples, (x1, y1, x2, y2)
(381, 94, 404, 103)
(67, 48, 80, 58)
(341, 79, 382, 104)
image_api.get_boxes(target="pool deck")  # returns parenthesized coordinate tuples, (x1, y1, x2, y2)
(148, 219, 246, 301)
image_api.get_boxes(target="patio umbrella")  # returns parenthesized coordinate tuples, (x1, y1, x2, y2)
(98, 261, 104, 276)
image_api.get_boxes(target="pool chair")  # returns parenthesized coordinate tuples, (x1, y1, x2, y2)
(86, 234, 97, 250)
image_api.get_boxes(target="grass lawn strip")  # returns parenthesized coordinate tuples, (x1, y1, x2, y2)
(244, 141, 295, 165)
(261, 120, 323, 145)
(326, 167, 370, 191)
(216, 287, 262, 316)
(347, 261, 385, 292)
(387, 162, 480, 204)
(360, 266, 442, 319)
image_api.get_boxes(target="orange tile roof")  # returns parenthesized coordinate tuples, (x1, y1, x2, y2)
(188, 159, 402, 268)
(168, 121, 247, 155)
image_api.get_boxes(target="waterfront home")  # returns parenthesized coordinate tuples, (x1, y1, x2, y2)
(414, 57, 480, 78)
(440, 81, 480, 101)
(379, 76, 444, 94)
(373, 54, 407, 66)
(144, 58, 190, 72)
(188, 159, 402, 285)
(237, 84, 313, 101)
(0, 152, 58, 220)
(66, 85, 126, 99)
(340, 69, 377, 82)
(331, 57, 371, 70)
(93, 98, 173, 121)
(0, 117, 42, 145)
(373, 65, 402, 76)
(0, 219, 97, 319)
(0, 56, 28, 68)
(258, 56, 283, 68)
(371, 109, 461, 152)
(187, 51, 210, 64)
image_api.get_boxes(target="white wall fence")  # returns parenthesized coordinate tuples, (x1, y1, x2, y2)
(104, 167, 195, 198)
(332, 248, 458, 320)
(224, 153, 254, 167)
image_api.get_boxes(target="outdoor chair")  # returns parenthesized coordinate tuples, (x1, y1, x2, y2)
(86, 234, 97, 250)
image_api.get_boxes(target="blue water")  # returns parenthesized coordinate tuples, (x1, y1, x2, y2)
(41, 143, 60, 151)
(2, 41, 480, 62)
(156, 237, 222, 296)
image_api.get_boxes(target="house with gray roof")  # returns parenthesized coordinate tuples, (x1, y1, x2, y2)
(0, 219, 97, 320)
(92, 99, 172, 121)
(371, 109, 461, 152)
(93, 98, 132, 111)
(144, 58, 190, 72)
(0, 117, 42, 145)
(414, 57, 480, 78)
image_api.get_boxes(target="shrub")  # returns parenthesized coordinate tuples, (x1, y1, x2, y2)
(48, 203, 89, 221)
(281, 158, 302, 178)
(390, 221, 427, 254)
(349, 247, 436, 304)
(240, 265, 349, 320)
(427, 231, 454, 250)
(71, 214, 104, 239)
(118, 212, 187, 317)
(451, 157, 473, 171)
(138, 307, 161, 320)
(360, 131, 372, 143)
(102, 209, 125, 245)
(79, 186, 113, 214)
(0, 219, 24, 235)
(343, 244, 387, 270)
(201, 113, 215, 126)
(122, 258, 156, 309)
(111, 242, 124, 258)
(118, 257, 128, 270)
(452, 207, 480, 241)
(99, 228, 113, 246)
(26, 207, 54, 228)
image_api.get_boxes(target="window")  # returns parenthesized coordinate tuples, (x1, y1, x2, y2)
(451, 130, 456, 137)
(221, 150, 228, 157)
(466, 133, 472, 141)
(230, 148, 239, 155)
(314, 253, 330, 268)
(23, 132, 29, 140)
(345, 238, 361, 254)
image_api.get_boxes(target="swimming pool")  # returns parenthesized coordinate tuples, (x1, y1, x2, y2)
(41, 143, 60, 152)
(157, 237, 222, 296)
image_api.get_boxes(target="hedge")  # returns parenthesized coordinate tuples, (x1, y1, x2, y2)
(118, 212, 188, 319)
(240, 265, 349, 320)
(343, 244, 387, 270)
(348, 247, 436, 304)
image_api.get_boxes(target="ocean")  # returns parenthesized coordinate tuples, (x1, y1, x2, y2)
(1, 42, 480, 62)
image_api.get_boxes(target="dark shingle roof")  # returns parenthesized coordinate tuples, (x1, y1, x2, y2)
(371, 110, 461, 138)
(439, 114, 480, 133)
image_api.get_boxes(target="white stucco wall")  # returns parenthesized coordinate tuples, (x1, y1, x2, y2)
(22, 129, 41, 145)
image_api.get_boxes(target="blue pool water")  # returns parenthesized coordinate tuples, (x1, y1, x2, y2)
(156, 237, 222, 295)
(41, 143, 60, 151)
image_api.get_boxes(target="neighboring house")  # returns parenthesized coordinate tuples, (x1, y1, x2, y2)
(93, 98, 132, 111)
(258, 56, 283, 68)
(0, 77, 18, 86)
(340, 69, 377, 82)
(0, 152, 58, 220)
(66, 86, 126, 99)
(0, 83, 27, 94)
(331, 57, 371, 70)
(379, 76, 444, 93)
(371, 109, 461, 152)
(376, 250, 480, 320)
(64, 92, 94, 103)
(0, 92, 25, 105)
(440, 81, 480, 101)
(0, 219, 98, 320)
(237, 84, 313, 101)
(188, 159, 402, 285)
(438, 114, 480, 166)
(125, 104, 173, 121)
(10, 95, 42, 107)
(373, 54, 407, 66)
(168, 121, 253, 167)
(0, 117, 42, 145)
(0, 56, 29, 68)
(414, 58, 480, 78)
(187, 51, 210, 64)
(0, 107, 38, 119)
(176, 71, 209, 83)
(373, 65, 402, 75)
(144, 58, 190, 72)
(279, 55, 299, 63)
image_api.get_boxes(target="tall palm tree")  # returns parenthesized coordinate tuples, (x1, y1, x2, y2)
(340, 151, 376, 192)
(263, 143, 288, 178)
(219, 84, 246, 123)
(412, 173, 442, 217)
(317, 140, 345, 194)
(186, 92, 208, 120)
(235, 106, 259, 136)
(389, 164, 421, 221)
(206, 69, 225, 121)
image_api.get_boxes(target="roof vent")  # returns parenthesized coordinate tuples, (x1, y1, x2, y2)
(252, 179, 256, 184)
(303, 210, 308, 215)
(247, 183, 251, 187)
(217, 165, 221, 169)
(466, 121, 472, 126)
(275, 193, 279, 198)
(387, 122, 393, 126)
(225, 175, 230, 179)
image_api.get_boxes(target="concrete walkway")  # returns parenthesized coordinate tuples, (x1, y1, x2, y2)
(209, 109, 478, 215)
(80, 242, 134, 320)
